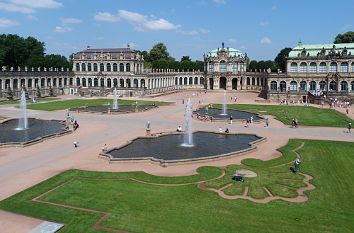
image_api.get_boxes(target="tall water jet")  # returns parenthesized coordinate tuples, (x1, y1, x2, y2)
(17, 90, 28, 130)
(220, 90, 227, 115)
(182, 98, 193, 147)
(112, 88, 118, 111)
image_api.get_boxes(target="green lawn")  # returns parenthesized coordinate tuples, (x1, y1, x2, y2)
(0, 97, 60, 105)
(25, 98, 172, 111)
(213, 104, 353, 127)
(1, 140, 354, 232)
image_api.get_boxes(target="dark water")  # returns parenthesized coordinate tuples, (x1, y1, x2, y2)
(195, 107, 262, 120)
(70, 104, 156, 113)
(108, 132, 261, 161)
(0, 118, 66, 144)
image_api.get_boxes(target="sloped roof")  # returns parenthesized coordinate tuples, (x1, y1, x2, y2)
(288, 43, 354, 58)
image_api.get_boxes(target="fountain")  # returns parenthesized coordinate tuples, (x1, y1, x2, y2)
(17, 90, 28, 130)
(220, 90, 227, 116)
(112, 88, 119, 111)
(182, 98, 193, 147)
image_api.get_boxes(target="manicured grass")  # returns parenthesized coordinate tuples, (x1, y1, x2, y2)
(25, 98, 172, 111)
(0, 97, 60, 105)
(213, 103, 353, 127)
(1, 140, 354, 232)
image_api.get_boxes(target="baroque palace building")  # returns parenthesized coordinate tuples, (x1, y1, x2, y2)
(267, 42, 354, 102)
(1, 42, 354, 101)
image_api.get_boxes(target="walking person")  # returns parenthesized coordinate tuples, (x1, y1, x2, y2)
(265, 118, 269, 128)
(348, 123, 352, 133)
(73, 141, 79, 148)
(229, 115, 233, 124)
(294, 158, 301, 174)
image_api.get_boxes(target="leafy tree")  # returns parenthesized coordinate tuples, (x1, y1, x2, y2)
(181, 56, 191, 62)
(248, 60, 258, 71)
(274, 47, 292, 72)
(149, 42, 170, 62)
(334, 31, 354, 43)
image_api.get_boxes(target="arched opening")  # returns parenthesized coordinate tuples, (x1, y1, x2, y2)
(329, 81, 337, 92)
(232, 78, 237, 90)
(340, 62, 348, 72)
(126, 63, 131, 72)
(200, 77, 204, 85)
(309, 81, 316, 91)
(100, 78, 104, 87)
(88, 78, 92, 87)
(194, 77, 198, 85)
(100, 63, 104, 72)
(126, 79, 131, 88)
(310, 62, 317, 72)
(52, 78, 57, 87)
(141, 79, 145, 88)
(93, 63, 98, 72)
(106, 63, 111, 72)
(209, 78, 214, 90)
(246, 77, 250, 85)
(113, 63, 118, 72)
(184, 77, 188, 85)
(251, 77, 255, 86)
(76, 63, 80, 71)
(82, 78, 86, 87)
(219, 77, 226, 90)
(189, 77, 193, 85)
(330, 62, 337, 72)
(319, 62, 326, 73)
(94, 78, 98, 87)
(76, 78, 80, 86)
(340, 81, 348, 92)
(13, 79, 18, 89)
(290, 62, 298, 72)
(300, 81, 307, 91)
(134, 79, 138, 88)
(351, 81, 354, 93)
(319, 81, 326, 91)
(119, 63, 124, 72)
(270, 81, 277, 91)
(280, 81, 286, 92)
(175, 77, 178, 85)
(88, 63, 92, 72)
(299, 62, 307, 72)
(219, 60, 227, 73)
(81, 63, 86, 72)
(113, 78, 118, 87)
(107, 79, 112, 88)
(290, 81, 297, 91)
(119, 79, 124, 87)
(41, 78, 45, 87)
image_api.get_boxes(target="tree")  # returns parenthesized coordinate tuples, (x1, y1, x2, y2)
(334, 31, 354, 43)
(248, 60, 258, 71)
(181, 56, 191, 62)
(274, 47, 292, 72)
(149, 42, 170, 62)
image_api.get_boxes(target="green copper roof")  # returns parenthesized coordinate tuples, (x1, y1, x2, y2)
(207, 47, 245, 58)
(288, 43, 354, 58)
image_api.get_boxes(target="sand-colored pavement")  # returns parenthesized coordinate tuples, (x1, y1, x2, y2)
(0, 90, 353, 233)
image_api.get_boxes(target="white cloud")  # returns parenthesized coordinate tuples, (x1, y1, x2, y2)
(260, 36, 272, 44)
(259, 21, 269, 27)
(0, 18, 19, 27)
(0, 2, 34, 14)
(27, 14, 38, 20)
(118, 9, 180, 31)
(61, 17, 82, 25)
(177, 30, 199, 36)
(213, 0, 226, 5)
(93, 12, 119, 22)
(54, 26, 71, 33)
(10, 0, 62, 9)
(227, 38, 237, 43)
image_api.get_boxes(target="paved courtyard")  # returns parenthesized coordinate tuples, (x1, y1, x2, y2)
(0, 90, 353, 233)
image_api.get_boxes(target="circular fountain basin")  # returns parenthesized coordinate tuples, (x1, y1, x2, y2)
(195, 107, 263, 121)
(0, 118, 70, 146)
(103, 131, 265, 163)
(70, 104, 157, 114)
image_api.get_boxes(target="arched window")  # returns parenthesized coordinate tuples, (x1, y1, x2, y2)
(189, 77, 193, 85)
(119, 63, 124, 72)
(330, 62, 337, 72)
(309, 62, 317, 73)
(100, 63, 104, 72)
(134, 79, 138, 88)
(270, 81, 277, 91)
(76, 63, 80, 71)
(351, 81, 354, 93)
(340, 81, 348, 91)
(107, 78, 111, 88)
(126, 63, 130, 72)
(194, 77, 198, 84)
(290, 81, 297, 91)
(232, 63, 238, 73)
(329, 81, 337, 91)
(319, 81, 326, 91)
(280, 81, 286, 92)
(184, 77, 188, 85)
(175, 77, 178, 85)
(179, 77, 183, 85)
(290, 62, 298, 72)
(76, 78, 80, 86)
(93, 63, 98, 72)
(340, 62, 348, 72)
(82, 78, 86, 87)
(319, 62, 326, 73)
(299, 62, 307, 72)
(88, 78, 92, 87)
(247, 77, 250, 85)
(113, 78, 118, 87)
(219, 60, 227, 73)
(351, 63, 354, 72)
(309, 81, 316, 91)
(300, 81, 307, 91)
(113, 63, 118, 72)
(252, 77, 255, 86)
(94, 78, 98, 87)
(208, 64, 214, 72)
(126, 79, 131, 88)
(141, 79, 145, 88)
(81, 63, 86, 72)
(106, 63, 111, 72)
(88, 63, 92, 72)
(240, 62, 244, 72)
(100, 78, 104, 87)
(200, 77, 204, 85)
(120, 79, 124, 87)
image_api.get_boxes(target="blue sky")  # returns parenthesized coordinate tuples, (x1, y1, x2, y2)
(0, 0, 353, 61)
